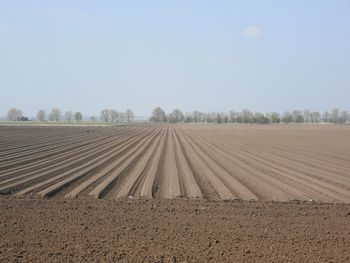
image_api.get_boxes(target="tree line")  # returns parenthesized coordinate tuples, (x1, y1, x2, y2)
(5, 107, 349, 124)
(5, 108, 134, 123)
(100, 109, 134, 123)
(149, 107, 350, 124)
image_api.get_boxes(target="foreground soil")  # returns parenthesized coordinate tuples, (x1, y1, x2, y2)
(1, 197, 350, 262)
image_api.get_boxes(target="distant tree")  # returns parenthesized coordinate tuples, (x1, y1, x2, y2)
(229, 110, 238, 123)
(7, 108, 23, 121)
(303, 109, 311, 123)
(19, 116, 29, 121)
(282, 111, 293, 123)
(48, 113, 54, 121)
(36, 110, 46, 122)
(64, 111, 73, 122)
(184, 113, 193, 123)
(223, 112, 229, 123)
(268, 112, 280, 123)
(322, 111, 330, 123)
(150, 107, 166, 122)
(168, 110, 182, 123)
(206, 112, 213, 123)
(242, 109, 254, 123)
(216, 113, 223, 123)
(119, 111, 125, 123)
(49, 108, 61, 122)
(101, 109, 110, 122)
(169, 109, 184, 123)
(90, 116, 97, 122)
(292, 110, 304, 123)
(125, 109, 134, 122)
(255, 112, 268, 124)
(330, 108, 340, 123)
(200, 112, 208, 123)
(192, 111, 202, 123)
(16, 108, 23, 121)
(295, 115, 304, 123)
(236, 112, 243, 123)
(339, 111, 348, 123)
(74, 112, 82, 122)
(310, 111, 321, 123)
(109, 110, 118, 122)
(142, 107, 347, 125)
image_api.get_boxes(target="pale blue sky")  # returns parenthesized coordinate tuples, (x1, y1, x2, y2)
(0, 1, 349, 117)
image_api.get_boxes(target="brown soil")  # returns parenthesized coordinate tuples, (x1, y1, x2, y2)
(1, 124, 350, 261)
(1, 197, 350, 262)
(1, 124, 350, 202)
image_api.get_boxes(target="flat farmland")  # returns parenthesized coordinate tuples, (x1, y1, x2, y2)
(2, 124, 350, 262)
(1, 124, 350, 202)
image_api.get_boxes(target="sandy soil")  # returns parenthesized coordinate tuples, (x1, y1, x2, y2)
(1, 124, 350, 202)
(1, 197, 350, 262)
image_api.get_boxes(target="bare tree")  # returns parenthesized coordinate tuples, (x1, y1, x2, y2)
(64, 111, 73, 122)
(184, 112, 193, 122)
(36, 110, 46, 122)
(109, 110, 118, 123)
(303, 109, 311, 123)
(241, 109, 254, 123)
(330, 108, 340, 123)
(167, 113, 175, 123)
(292, 110, 304, 123)
(339, 111, 348, 123)
(192, 111, 201, 123)
(48, 113, 54, 121)
(228, 110, 237, 123)
(7, 108, 23, 121)
(207, 112, 216, 123)
(322, 111, 330, 123)
(150, 107, 166, 122)
(310, 111, 321, 123)
(216, 112, 223, 123)
(282, 111, 293, 123)
(223, 112, 228, 123)
(49, 108, 61, 122)
(200, 112, 208, 123)
(74, 112, 83, 122)
(119, 112, 126, 123)
(143, 107, 347, 125)
(268, 112, 280, 123)
(101, 109, 110, 122)
(255, 112, 268, 124)
(125, 109, 134, 123)
(168, 109, 184, 123)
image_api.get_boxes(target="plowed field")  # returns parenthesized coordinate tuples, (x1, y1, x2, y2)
(1, 124, 350, 202)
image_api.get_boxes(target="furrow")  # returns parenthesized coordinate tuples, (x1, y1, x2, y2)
(4, 128, 152, 195)
(64, 128, 157, 198)
(157, 128, 181, 199)
(179, 128, 259, 201)
(173, 127, 202, 199)
(88, 129, 160, 198)
(114, 128, 163, 198)
(139, 128, 167, 198)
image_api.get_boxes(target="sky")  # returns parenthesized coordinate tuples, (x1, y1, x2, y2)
(0, 0, 349, 117)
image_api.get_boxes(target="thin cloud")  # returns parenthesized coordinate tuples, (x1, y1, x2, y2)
(242, 26, 262, 38)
